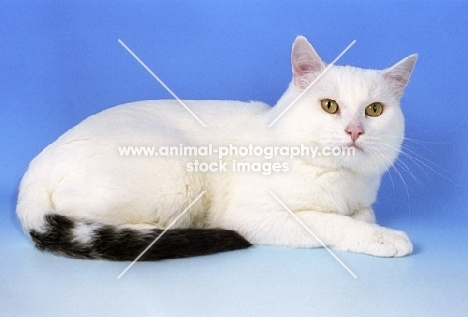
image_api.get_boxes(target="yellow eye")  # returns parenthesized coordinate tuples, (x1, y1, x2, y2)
(321, 99, 339, 114)
(365, 102, 383, 117)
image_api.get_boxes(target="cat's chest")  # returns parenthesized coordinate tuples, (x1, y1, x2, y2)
(270, 162, 378, 215)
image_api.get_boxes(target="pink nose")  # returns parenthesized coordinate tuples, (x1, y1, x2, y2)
(345, 124, 364, 143)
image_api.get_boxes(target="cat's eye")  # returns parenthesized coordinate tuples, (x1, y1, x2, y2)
(321, 99, 339, 114)
(365, 102, 383, 117)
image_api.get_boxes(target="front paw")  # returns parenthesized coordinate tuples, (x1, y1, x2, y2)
(364, 227, 413, 257)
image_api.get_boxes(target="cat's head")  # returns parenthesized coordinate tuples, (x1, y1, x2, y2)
(271, 36, 417, 175)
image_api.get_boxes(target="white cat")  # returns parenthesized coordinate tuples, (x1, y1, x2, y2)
(16, 36, 417, 260)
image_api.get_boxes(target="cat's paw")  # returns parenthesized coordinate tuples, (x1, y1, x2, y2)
(363, 227, 413, 257)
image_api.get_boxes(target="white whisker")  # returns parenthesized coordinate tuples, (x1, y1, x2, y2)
(376, 148, 412, 216)
(382, 142, 457, 186)
(368, 146, 397, 213)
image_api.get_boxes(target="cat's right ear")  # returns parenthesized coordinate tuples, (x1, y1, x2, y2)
(292, 36, 325, 88)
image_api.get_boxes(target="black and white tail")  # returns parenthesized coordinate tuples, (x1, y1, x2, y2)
(29, 214, 251, 261)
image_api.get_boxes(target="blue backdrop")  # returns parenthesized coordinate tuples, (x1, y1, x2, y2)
(1, 1, 467, 316)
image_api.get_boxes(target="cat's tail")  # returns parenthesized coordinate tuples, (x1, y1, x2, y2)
(28, 214, 251, 261)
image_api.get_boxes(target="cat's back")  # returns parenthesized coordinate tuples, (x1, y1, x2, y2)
(57, 99, 269, 143)
(27, 99, 270, 174)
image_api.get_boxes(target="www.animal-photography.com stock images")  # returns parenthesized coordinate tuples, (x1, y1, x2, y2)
(1, 1, 467, 316)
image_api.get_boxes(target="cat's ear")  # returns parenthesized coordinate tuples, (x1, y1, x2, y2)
(382, 54, 418, 98)
(292, 36, 325, 88)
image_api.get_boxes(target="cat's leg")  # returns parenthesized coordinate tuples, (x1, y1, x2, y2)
(291, 212, 412, 257)
(217, 207, 412, 257)
(50, 154, 207, 228)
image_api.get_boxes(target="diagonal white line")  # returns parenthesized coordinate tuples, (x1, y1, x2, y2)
(269, 191, 357, 279)
(117, 191, 206, 279)
(268, 40, 356, 127)
(118, 39, 207, 127)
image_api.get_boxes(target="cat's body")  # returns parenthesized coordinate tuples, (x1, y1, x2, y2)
(17, 36, 417, 260)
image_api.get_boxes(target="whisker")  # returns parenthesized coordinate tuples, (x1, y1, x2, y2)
(378, 134, 449, 145)
(403, 137, 450, 146)
(383, 144, 433, 181)
(381, 142, 457, 186)
(393, 157, 425, 188)
(376, 148, 412, 216)
(368, 147, 397, 214)
(399, 143, 453, 175)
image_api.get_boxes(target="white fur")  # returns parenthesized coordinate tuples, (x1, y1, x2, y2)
(72, 222, 100, 244)
(17, 36, 417, 257)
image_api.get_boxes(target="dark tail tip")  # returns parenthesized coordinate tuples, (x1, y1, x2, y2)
(142, 228, 252, 261)
(29, 214, 252, 261)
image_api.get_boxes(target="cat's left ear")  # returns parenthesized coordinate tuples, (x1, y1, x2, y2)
(292, 36, 326, 88)
(382, 54, 418, 98)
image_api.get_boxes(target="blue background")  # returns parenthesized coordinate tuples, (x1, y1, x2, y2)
(1, 1, 467, 316)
